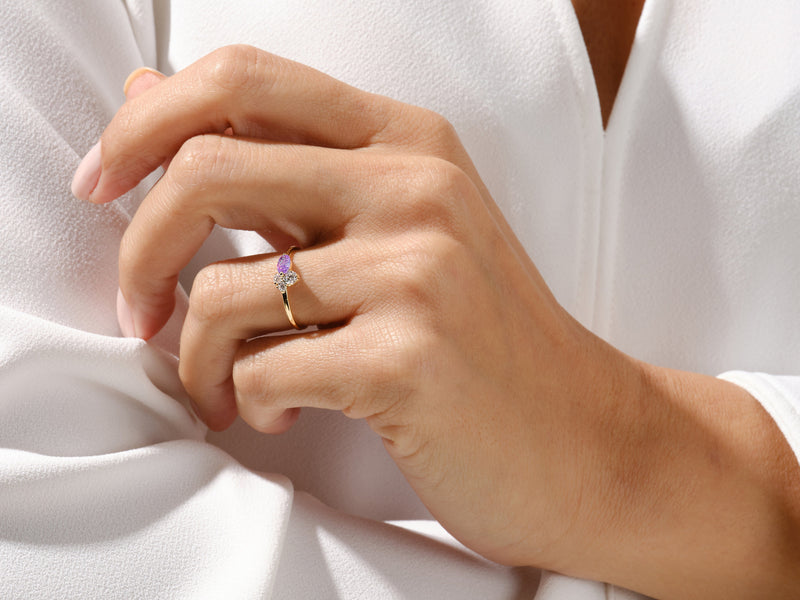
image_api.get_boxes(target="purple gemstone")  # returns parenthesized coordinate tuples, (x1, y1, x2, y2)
(277, 254, 291, 274)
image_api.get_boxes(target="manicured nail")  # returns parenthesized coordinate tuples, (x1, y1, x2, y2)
(116, 288, 137, 338)
(71, 140, 102, 201)
(123, 67, 163, 97)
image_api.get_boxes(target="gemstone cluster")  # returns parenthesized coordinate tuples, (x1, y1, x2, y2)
(274, 253, 299, 293)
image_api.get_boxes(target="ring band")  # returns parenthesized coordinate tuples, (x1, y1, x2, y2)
(273, 246, 302, 329)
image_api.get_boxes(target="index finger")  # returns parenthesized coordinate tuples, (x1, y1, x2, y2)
(80, 45, 395, 204)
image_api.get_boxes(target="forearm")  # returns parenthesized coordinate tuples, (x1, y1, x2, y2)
(584, 362, 800, 599)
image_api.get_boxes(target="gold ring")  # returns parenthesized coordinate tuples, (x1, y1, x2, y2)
(273, 246, 302, 329)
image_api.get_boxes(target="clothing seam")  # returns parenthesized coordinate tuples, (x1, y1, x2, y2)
(547, 0, 604, 329)
(591, 0, 668, 338)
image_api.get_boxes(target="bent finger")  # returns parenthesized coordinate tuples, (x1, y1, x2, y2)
(228, 320, 418, 434)
(83, 45, 396, 204)
(178, 241, 373, 427)
(117, 136, 435, 339)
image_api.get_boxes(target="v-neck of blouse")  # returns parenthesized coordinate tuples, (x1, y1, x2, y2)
(569, 0, 648, 129)
(552, 0, 668, 331)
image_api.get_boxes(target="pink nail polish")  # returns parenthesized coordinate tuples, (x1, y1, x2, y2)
(116, 288, 137, 338)
(71, 140, 102, 201)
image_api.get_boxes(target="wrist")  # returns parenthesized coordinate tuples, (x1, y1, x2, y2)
(579, 361, 800, 599)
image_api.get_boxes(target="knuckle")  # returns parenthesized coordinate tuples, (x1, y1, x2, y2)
(392, 252, 434, 306)
(232, 348, 270, 404)
(168, 134, 228, 195)
(205, 44, 266, 93)
(102, 106, 162, 190)
(117, 234, 179, 306)
(368, 233, 469, 334)
(400, 157, 473, 237)
(379, 235, 450, 307)
(311, 325, 417, 422)
(357, 324, 430, 425)
(373, 104, 457, 149)
(422, 157, 474, 205)
(418, 109, 459, 147)
(188, 263, 238, 325)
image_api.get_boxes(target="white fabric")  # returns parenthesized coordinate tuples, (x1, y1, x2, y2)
(0, 0, 798, 598)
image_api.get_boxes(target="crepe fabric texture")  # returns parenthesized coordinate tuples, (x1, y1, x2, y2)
(0, 0, 798, 598)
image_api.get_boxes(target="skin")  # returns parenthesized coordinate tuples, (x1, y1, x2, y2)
(571, 0, 647, 127)
(75, 8, 800, 599)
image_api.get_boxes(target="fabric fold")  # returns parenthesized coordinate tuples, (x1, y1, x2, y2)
(718, 372, 800, 467)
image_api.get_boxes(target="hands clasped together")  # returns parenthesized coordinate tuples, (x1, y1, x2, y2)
(72, 46, 797, 598)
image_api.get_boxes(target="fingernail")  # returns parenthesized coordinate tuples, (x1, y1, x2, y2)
(117, 288, 137, 338)
(71, 140, 102, 202)
(123, 67, 163, 97)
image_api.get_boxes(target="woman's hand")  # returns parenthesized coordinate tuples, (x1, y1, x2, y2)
(74, 46, 800, 598)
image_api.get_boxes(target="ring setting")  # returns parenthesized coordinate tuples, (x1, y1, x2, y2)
(274, 247, 302, 329)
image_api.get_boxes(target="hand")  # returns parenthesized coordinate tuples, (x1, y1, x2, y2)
(75, 46, 800, 598)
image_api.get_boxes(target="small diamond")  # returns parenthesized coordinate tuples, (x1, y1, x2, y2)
(274, 270, 298, 293)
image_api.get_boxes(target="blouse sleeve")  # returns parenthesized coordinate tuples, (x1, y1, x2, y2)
(718, 371, 800, 465)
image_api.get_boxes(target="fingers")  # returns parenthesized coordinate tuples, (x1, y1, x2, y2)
(117, 137, 398, 339)
(71, 67, 166, 201)
(227, 320, 420, 434)
(84, 45, 396, 204)
(117, 135, 475, 341)
(181, 231, 451, 433)
(178, 241, 372, 428)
